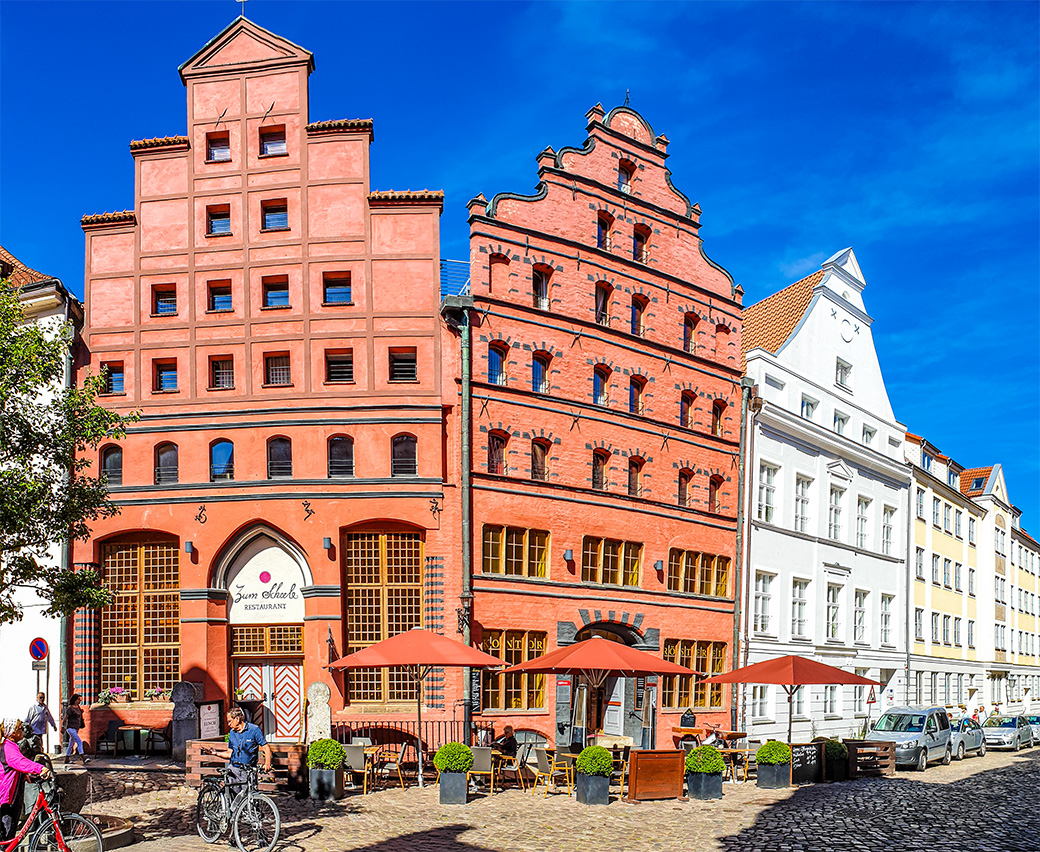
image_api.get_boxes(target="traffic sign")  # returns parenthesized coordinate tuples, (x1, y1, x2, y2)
(866, 686, 877, 705)
(29, 638, 49, 661)
(31, 660, 46, 671)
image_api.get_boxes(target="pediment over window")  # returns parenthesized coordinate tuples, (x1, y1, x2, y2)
(826, 459, 854, 482)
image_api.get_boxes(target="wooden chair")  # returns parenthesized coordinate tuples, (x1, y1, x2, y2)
(343, 744, 369, 794)
(467, 746, 495, 795)
(610, 745, 630, 790)
(530, 747, 570, 796)
(375, 741, 407, 789)
(496, 742, 530, 791)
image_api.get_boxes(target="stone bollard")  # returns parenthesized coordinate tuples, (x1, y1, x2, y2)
(171, 681, 200, 762)
(55, 769, 90, 814)
(306, 682, 331, 744)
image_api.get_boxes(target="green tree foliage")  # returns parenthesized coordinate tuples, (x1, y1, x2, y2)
(0, 282, 135, 624)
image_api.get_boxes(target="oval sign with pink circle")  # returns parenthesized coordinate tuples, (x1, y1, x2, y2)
(225, 536, 307, 624)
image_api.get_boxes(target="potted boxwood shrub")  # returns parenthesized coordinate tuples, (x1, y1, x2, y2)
(755, 740, 791, 788)
(824, 738, 849, 782)
(685, 744, 725, 800)
(306, 738, 346, 801)
(434, 742, 473, 805)
(574, 745, 613, 805)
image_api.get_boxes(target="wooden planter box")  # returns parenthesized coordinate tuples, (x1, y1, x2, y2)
(626, 750, 684, 802)
(186, 739, 306, 792)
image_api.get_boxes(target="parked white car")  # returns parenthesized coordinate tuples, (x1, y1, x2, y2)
(981, 715, 1034, 751)
(948, 717, 986, 760)
(865, 706, 952, 770)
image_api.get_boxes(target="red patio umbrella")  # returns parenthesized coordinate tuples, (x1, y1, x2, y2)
(328, 628, 504, 786)
(502, 636, 697, 687)
(701, 655, 879, 743)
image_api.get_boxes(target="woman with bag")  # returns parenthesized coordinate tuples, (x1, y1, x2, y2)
(62, 695, 88, 764)
(0, 718, 49, 840)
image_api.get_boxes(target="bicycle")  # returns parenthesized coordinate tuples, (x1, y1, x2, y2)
(196, 764, 280, 852)
(1, 771, 103, 852)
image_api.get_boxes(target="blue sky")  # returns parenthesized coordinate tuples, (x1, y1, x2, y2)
(2, 1, 1038, 527)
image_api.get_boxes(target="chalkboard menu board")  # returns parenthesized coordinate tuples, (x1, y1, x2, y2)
(790, 742, 823, 784)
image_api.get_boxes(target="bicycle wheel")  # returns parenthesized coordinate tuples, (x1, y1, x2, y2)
(29, 813, 103, 852)
(197, 783, 228, 842)
(232, 794, 280, 852)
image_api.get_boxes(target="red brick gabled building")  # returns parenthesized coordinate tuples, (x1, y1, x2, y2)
(449, 104, 743, 747)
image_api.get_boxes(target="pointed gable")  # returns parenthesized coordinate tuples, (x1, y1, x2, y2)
(179, 18, 314, 83)
(741, 269, 823, 357)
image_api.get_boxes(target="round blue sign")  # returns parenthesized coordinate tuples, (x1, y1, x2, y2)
(29, 638, 48, 660)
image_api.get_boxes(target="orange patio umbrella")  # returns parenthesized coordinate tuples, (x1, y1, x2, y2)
(328, 628, 504, 786)
(701, 655, 879, 743)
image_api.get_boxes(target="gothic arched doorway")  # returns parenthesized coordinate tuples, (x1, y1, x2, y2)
(573, 623, 641, 740)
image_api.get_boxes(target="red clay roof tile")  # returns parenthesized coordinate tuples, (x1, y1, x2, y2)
(960, 466, 993, 497)
(81, 210, 136, 227)
(742, 269, 824, 361)
(129, 136, 189, 151)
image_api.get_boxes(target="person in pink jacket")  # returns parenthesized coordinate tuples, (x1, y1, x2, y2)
(0, 718, 50, 840)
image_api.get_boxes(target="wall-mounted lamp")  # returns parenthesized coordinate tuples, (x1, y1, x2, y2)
(184, 541, 194, 555)
(563, 549, 574, 562)
(654, 560, 664, 572)
(323, 537, 332, 551)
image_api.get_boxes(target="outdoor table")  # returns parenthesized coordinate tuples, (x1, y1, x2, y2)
(118, 725, 151, 757)
(718, 747, 752, 782)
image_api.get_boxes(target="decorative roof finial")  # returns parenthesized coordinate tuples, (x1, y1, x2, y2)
(237, 0, 248, 19)
(624, 89, 631, 106)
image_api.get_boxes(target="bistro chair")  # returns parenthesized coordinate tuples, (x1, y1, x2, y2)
(530, 747, 571, 797)
(496, 742, 530, 791)
(610, 745, 630, 791)
(375, 741, 408, 789)
(96, 720, 121, 757)
(467, 746, 496, 795)
(351, 735, 373, 746)
(344, 744, 369, 794)
(146, 722, 172, 756)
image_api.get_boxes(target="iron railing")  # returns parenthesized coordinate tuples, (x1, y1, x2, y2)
(332, 718, 496, 753)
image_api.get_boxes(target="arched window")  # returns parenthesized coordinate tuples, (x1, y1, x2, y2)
(328, 435, 354, 477)
(267, 437, 292, 478)
(154, 442, 178, 485)
(683, 313, 699, 354)
(489, 253, 509, 294)
(532, 267, 550, 310)
(715, 324, 731, 359)
(532, 352, 550, 394)
(592, 450, 609, 491)
(709, 475, 724, 513)
(596, 213, 613, 251)
(678, 470, 693, 508)
(680, 391, 696, 429)
(630, 295, 647, 337)
(633, 225, 651, 263)
(618, 160, 635, 194)
(488, 343, 507, 385)
(629, 377, 645, 415)
(210, 439, 234, 481)
(101, 445, 123, 486)
(711, 399, 726, 437)
(595, 283, 611, 326)
(391, 434, 417, 477)
(488, 433, 507, 476)
(593, 366, 610, 406)
(628, 457, 644, 497)
(531, 439, 549, 482)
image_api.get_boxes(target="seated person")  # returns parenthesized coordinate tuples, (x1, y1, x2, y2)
(491, 725, 518, 757)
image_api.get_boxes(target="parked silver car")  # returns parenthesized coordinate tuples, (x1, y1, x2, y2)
(865, 706, 952, 770)
(948, 717, 986, 760)
(1024, 715, 1040, 742)
(982, 715, 1034, 750)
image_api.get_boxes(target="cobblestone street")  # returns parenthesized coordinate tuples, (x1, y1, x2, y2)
(76, 749, 1040, 852)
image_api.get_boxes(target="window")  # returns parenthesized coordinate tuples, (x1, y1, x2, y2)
(262, 275, 289, 308)
(481, 630, 547, 710)
(949, 470, 958, 488)
(931, 612, 940, 643)
(943, 558, 952, 588)
(835, 358, 852, 388)
(627, 457, 643, 497)
(791, 579, 808, 638)
(881, 595, 893, 644)
(532, 268, 550, 310)
(828, 487, 844, 540)
(488, 433, 506, 475)
(630, 295, 646, 336)
(208, 281, 232, 311)
(264, 354, 291, 386)
(931, 554, 940, 584)
(593, 366, 610, 405)
(618, 160, 634, 193)
(328, 436, 354, 477)
(152, 285, 176, 316)
(856, 497, 871, 548)
(953, 617, 962, 646)
(154, 360, 177, 392)
(916, 488, 924, 518)
(943, 503, 952, 533)
(708, 476, 723, 514)
(662, 640, 726, 709)
(323, 273, 351, 305)
(914, 608, 924, 641)
(389, 349, 418, 382)
(391, 434, 417, 476)
(261, 200, 288, 231)
(632, 225, 650, 263)
(680, 391, 695, 429)
(99, 540, 180, 700)
(102, 362, 124, 394)
(791, 686, 806, 718)
(794, 476, 811, 533)
(581, 537, 641, 587)
(488, 344, 507, 385)
(259, 125, 287, 157)
(714, 324, 730, 360)
(751, 685, 770, 719)
(207, 205, 231, 236)
(210, 439, 234, 481)
(922, 453, 933, 472)
(882, 506, 895, 555)
(862, 425, 876, 446)
(801, 395, 818, 420)
(101, 446, 123, 486)
(826, 583, 841, 640)
(915, 547, 924, 580)
(153, 442, 178, 485)
(596, 213, 613, 251)
(677, 470, 692, 508)
(711, 400, 725, 437)
(824, 685, 839, 716)
(344, 530, 422, 702)
(325, 351, 354, 383)
(481, 526, 548, 577)
(683, 313, 698, 354)
(594, 283, 611, 325)
(967, 514, 975, 543)
(267, 437, 292, 478)
(592, 450, 609, 490)
(665, 549, 730, 596)
(931, 497, 941, 526)
(854, 590, 867, 642)
(754, 573, 773, 633)
(757, 463, 777, 523)
(531, 440, 549, 481)
(834, 411, 849, 435)
(206, 132, 230, 162)
(628, 377, 644, 415)
(532, 353, 550, 394)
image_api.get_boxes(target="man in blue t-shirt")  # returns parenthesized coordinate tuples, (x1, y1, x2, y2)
(202, 707, 272, 801)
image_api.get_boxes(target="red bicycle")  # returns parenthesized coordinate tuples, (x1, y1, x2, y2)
(1, 772, 102, 852)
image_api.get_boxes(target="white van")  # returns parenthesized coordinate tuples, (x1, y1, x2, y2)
(865, 705, 952, 770)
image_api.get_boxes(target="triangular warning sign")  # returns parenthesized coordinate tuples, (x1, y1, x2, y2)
(866, 686, 877, 704)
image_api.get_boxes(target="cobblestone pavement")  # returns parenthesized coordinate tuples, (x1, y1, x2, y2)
(78, 749, 1040, 852)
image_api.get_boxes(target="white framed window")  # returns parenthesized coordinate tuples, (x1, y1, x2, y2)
(826, 583, 841, 641)
(915, 547, 924, 580)
(854, 668, 868, 714)
(800, 395, 818, 420)
(954, 562, 962, 591)
(881, 595, 893, 644)
(834, 411, 849, 435)
(955, 510, 963, 538)
(854, 590, 868, 643)
(916, 488, 925, 518)
(914, 608, 924, 641)
(824, 685, 839, 716)
(835, 358, 852, 389)
(931, 554, 940, 584)
(968, 566, 976, 596)
(862, 425, 876, 446)
(828, 487, 844, 540)
(942, 615, 951, 644)
(922, 453, 933, 472)
(953, 617, 962, 646)
(882, 506, 895, 555)
(968, 517, 976, 545)
(791, 686, 806, 718)
(794, 476, 811, 533)
(943, 503, 952, 533)
(856, 497, 871, 548)
(754, 572, 773, 633)
(943, 558, 952, 588)
(791, 579, 808, 638)
(931, 612, 940, 643)
(932, 497, 941, 526)
(751, 685, 770, 719)
(968, 619, 975, 648)
(757, 463, 778, 523)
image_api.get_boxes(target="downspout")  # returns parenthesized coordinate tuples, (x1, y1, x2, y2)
(731, 376, 756, 731)
(905, 465, 914, 705)
(60, 298, 76, 709)
(460, 304, 474, 743)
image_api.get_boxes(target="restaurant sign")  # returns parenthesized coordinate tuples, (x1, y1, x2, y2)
(226, 536, 306, 624)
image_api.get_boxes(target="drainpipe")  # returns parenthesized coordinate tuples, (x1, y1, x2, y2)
(732, 376, 756, 731)
(59, 297, 77, 710)
(905, 466, 914, 705)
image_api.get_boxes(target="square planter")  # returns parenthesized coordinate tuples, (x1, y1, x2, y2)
(756, 762, 790, 788)
(439, 772, 468, 805)
(825, 758, 848, 782)
(309, 767, 344, 801)
(575, 773, 610, 805)
(686, 771, 723, 800)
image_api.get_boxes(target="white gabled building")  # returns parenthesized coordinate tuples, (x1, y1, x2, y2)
(740, 248, 911, 741)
